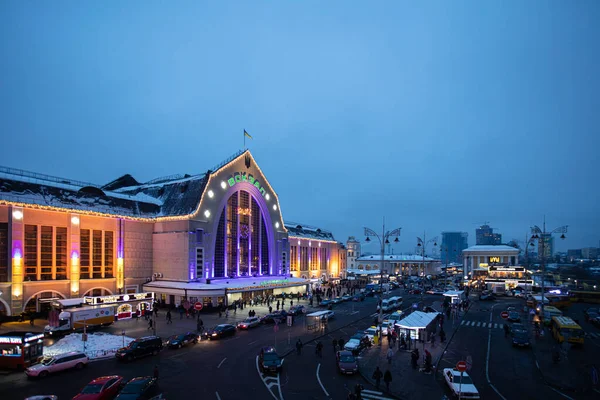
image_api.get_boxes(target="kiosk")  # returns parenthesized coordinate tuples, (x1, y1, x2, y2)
(0, 332, 44, 370)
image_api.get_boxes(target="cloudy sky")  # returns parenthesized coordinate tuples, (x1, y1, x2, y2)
(1, 1, 598, 253)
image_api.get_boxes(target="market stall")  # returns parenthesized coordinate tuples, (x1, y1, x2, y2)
(0, 331, 44, 370)
(395, 311, 440, 341)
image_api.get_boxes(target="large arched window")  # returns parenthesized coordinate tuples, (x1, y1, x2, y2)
(214, 190, 270, 278)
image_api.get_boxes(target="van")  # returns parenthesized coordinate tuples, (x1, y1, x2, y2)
(25, 351, 88, 378)
(115, 336, 163, 362)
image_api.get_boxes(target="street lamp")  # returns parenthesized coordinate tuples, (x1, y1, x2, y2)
(417, 233, 437, 303)
(530, 218, 568, 315)
(364, 218, 401, 344)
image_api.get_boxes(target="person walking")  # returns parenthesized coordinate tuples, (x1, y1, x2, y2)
(332, 338, 338, 352)
(440, 328, 446, 343)
(383, 369, 392, 391)
(269, 305, 273, 314)
(29, 314, 35, 326)
(339, 337, 345, 350)
(153, 365, 159, 380)
(316, 341, 323, 358)
(504, 323, 510, 338)
(147, 318, 153, 330)
(372, 366, 383, 389)
(386, 347, 394, 364)
(225, 309, 229, 318)
(166, 310, 172, 324)
(296, 339, 303, 355)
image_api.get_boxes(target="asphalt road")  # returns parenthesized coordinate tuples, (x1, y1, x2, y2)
(0, 289, 421, 400)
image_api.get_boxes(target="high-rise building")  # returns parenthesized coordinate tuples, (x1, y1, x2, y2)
(441, 232, 469, 264)
(476, 224, 502, 245)
(538, 233, 554, 260)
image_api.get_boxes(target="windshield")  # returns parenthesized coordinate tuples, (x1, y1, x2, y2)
(366, 328, 376, 335)
(128, 342, 139, 349)
(563, 328, 584, 338)
(340, 355, 356, 363)
(263, 353, 279, 361)
(176, 335, 186, 341)
(41, 356, 55, 366)
(81, 384, 104, 394)
(122, 382, 146, 394)
(453, 375, 473, 385)
(243, 318, 254, 323)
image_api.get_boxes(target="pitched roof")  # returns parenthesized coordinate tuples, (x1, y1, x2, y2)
(0, 151, 245, 219)
(285, 221, 336, 242)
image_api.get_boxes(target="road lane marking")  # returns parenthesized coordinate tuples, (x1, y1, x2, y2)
(548, 386, 575, 400)
(255, 356, 280, 400)
(217, 358, 227, 368)
(248, 340, 258, 346)
(486, 303, 508, 400)
(476, 322, 481, 327)
(316, 363, 330, 397)
(215, 392, 221, 400)
(494, 323, 498, 329)
(460, 320, 465, 325)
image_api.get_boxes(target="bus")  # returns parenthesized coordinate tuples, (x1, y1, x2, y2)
(378, 296, 403, 312)
(541, 306, 563, 326)
(569, 290, 600, 304)
(551, 316, 584, 345)
(546, 295, 571, 309)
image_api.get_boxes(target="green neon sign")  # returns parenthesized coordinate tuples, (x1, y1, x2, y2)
(228, 172, 267, 197)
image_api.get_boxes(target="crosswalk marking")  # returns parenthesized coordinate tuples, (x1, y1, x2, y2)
(461, 320, 465, 325)
(586, 332, 599, 339)
(494, 323, 498, 329)
(361, 389, 395, 400)
(476, 322, 481, 327)
(460, 320, 504, 329)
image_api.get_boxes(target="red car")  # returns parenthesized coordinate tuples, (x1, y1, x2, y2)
(72, 375, 124, 400)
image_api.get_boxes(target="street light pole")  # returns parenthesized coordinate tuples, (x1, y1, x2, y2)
(530, 217, 568, 316)
(417, 233, 437, 304)
(364, 218, 401, 344)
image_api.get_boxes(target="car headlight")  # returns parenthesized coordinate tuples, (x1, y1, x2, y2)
(212, 333, 217, 336)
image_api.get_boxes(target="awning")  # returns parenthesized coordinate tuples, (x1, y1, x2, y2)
(396, 311, 440, 330)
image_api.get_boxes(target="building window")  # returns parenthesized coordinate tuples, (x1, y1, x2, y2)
(0, 223, 8, 282)
(226, 192, 238, 277)
(196, 229, 204, 245)
(80, 229, 90, 279)
(238, 190, 250, 276)
(55, 227, 67, 280)
(251, 197, 260, 272)
(92, 230, 102, 278)
(196, 247, 204, 278)
(40, 226, 53, 280)
(300, 246, 308, 271)
(290, 246, 298, 271)
(214, 211, 226, 277)
(320, 247, 328, 270)
(260, 217, 269, 275)
(104, 231, 114, 278)
(311, 248, 318, 270)
(24, 224, 38, 281)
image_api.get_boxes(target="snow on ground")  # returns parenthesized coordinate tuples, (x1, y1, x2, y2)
(44, 332, 135, 360)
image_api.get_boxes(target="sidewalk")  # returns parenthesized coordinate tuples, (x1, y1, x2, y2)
(359, 336, 445, 400)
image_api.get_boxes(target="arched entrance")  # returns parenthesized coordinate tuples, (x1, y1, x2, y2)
(83, 287, 113, 297)
(23, 290, 67, 315)
(0, 297, 10, 316)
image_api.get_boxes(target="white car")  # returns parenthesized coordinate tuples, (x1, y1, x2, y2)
(237, 316, 260, 329)
(364, 326, 378, 341)
(344, 339, 360, 352)
(25, 352, 88, 378)
(443, 368, 480, 399)
(321, 310, 335, 320)
(342, 295, 353, 301)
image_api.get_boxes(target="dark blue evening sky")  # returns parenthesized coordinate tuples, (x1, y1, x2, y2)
(1, 1, 598, 253)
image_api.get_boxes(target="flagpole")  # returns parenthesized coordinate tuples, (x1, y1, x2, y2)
(244, 129, 246, 149)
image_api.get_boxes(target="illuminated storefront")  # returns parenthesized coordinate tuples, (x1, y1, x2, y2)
(462, 245, 532, 289)
(0, 332, 44, 370)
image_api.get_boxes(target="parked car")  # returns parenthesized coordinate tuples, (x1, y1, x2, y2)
(364, 326, 379, 341)
(336, 351, 358, 375)
(507, 311, 521, 322)
(166, 332, 198, 349)
(72, 375, 125, 400)
(258, 346, 283, 374)
(344, 333, 371, 355)
(237, 317, 261, 329)
(288, 305, 305, 316)
(512, 331, 530, 347)
(320, 310, 335, 320)
(511, 323, 527, 334)
(332, 297, 343, 304)
(260, 311, 287, 324)
(203, 324, 236, 340)
(408, 289, 422, 295)
(116, 336, 162, 362)
(25, 352, 88, 378)
(443, 369, 480, 399)
(319, 299, 333, 307)
(591, 316, 600, 327)
(479, 292, 495, 301)
(584, 307, 599, 322)
(114, 377, 159, 400)
(341, 294, 353, 302)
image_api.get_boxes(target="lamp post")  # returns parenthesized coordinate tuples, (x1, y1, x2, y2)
(364, 218, 401, 344)
(417, 233, 437, 304)
(530, 218, 568, 315)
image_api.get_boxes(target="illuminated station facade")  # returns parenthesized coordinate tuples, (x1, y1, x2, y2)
(0, 150, 342, 316)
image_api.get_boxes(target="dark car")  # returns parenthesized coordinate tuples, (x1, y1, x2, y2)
(288, 305, 305, 316)
(115, 336, 162, 362)
(511, 323, 527, 334)
(409, 289, 422, 295)
(114, 377, 159, 400)
(336, 351, 358, 375)
(591, 316, 600, 327)
(72, 375, 124, 400)
(507, 311, 521, 322)
(343, 333, 371, 355)
(512, 331, 530, 347)
(352, 293, 365, 302)
(258, 346, 283, 374)
(584, 308, 599, 322)
(319, 299, 333, 307)
(479, 293, 495, 301)
(203, 324, 236, 340)
(166, 332, 198, 349)
(260, 311, 288, 324)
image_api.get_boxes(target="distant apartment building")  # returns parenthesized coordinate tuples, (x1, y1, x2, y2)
(441, 232, 468, 264)
(567, 249, 583, 262)
(346, 236, 361, 272)
(476, 224, 502, 245)
(582, 247, 599, 260)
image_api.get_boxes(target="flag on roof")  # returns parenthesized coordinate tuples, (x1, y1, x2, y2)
(244, 129, 253, 139)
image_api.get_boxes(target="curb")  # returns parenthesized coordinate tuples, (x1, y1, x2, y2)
(433, 304, 473, 374)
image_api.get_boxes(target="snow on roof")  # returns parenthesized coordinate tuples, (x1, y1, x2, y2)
(463, 245, 520, 253)
(144, 276, 310, 292)
(443, 290, 465, 297)
(346, 269, 382, 275)
(356, 254, 436, 262)
(396, 311, 440, 329)
(285, 221, 336, 242)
